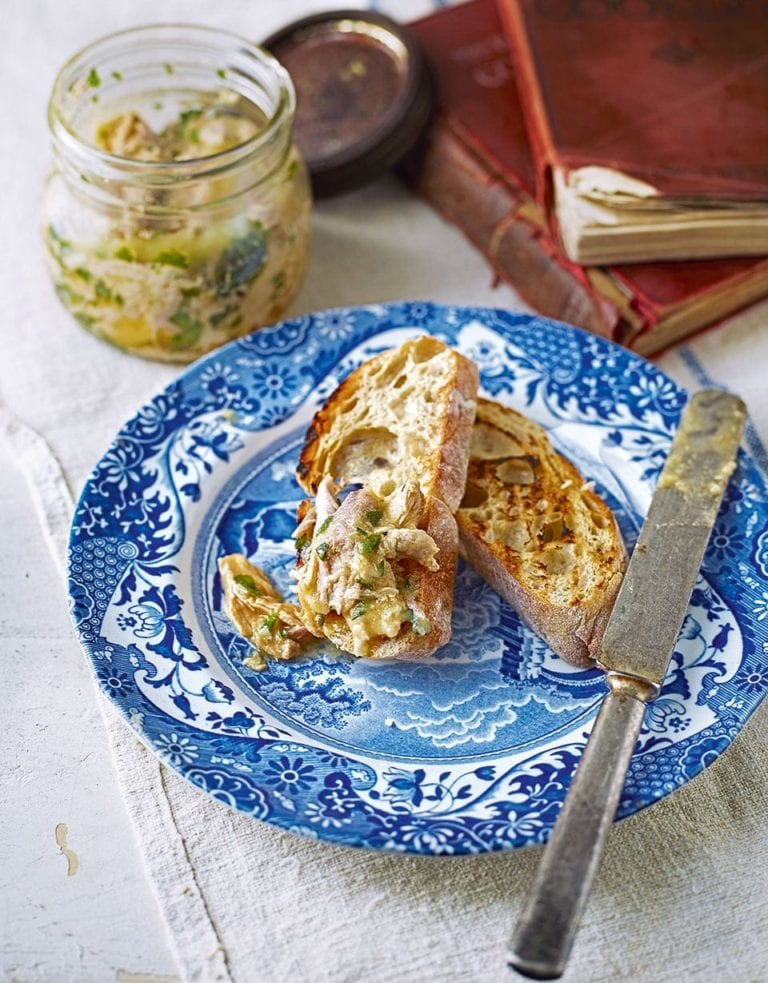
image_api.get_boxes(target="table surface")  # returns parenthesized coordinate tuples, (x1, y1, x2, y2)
(0, 3, 522, 979)
(3, 2, 768, 982)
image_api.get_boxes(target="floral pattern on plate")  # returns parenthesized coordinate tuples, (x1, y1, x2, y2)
(68, 303, 768, 853)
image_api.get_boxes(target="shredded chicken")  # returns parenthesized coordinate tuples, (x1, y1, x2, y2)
(386, 480, 426, 527)
(218, 554, 311, 671)
(315, 477, 340, 525)
(293, 501, 318, 543)
(293, 476, 439, 656)
(94, 101, 260, 164)
(96, 111, 164, 161)
(380, 528, 439, 568)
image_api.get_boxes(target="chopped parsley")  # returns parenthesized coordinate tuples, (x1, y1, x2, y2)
(74, 311, 97, 331)
(213, 222, 267, 298)
(86, 67, 100, 88)
(295, 534, 309, 552)
(318, 515, 333, 533)
(155, 249, 189, 269)
(168, 307, 204, 349)
(56, 283, 86, 306)
(217, 68, 227, 80)
(270, 271, 286, 301)
(175, 109, 203, 146)
(404, 608, 431, 635)
(74, 267, 92, 282)
(315, 542, 330, 561)
(111, 70, 123, 81)
(351, 600, 370, 620)
(164, 62, 175, 75)
(360, 533, 381, 556)
(412, 616, 431, 636)
(178, 108, 203, 126)
(94, 278, 113, 301)
(365, 509, 382, 526)
(114, 245, 134, 261)
(285, 159, 299, 182)
(234, 574, 261, 596)
(47, 224, 70, 252)
(261, 612, 279, 633)
(209, 303, 238, 327)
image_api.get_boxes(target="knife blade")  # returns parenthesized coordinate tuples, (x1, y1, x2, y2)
(508, 389, 746, 981)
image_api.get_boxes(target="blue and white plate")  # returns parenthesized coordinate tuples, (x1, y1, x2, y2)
(68, 303, 768, 854)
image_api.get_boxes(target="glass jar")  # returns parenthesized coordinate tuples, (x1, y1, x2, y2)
(43, 25, 312, 363)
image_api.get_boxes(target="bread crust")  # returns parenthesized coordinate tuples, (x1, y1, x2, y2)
(433, 355, 481, 511)
(297, 336, 479, 512)
(457, 399, 626, 667)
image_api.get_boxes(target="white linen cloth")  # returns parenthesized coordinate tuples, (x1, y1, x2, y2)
(2, 1, 768, 980)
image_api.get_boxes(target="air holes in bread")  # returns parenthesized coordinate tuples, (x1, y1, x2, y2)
(584, 496, 609, 528)
(461, 480, 488, 509)
(471, 422, 524, 460)
(496, 457, 536, 485)
(540, 516, 565, 543)
(543, 544, 575, 575)
(332, 428, 398, 483)
(499, 520, 530, 551)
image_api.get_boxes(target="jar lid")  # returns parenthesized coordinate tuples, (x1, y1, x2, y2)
(262, 10, 433, 197)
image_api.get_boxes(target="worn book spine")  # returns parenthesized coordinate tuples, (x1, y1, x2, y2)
(492, 0, 557, 223)
(403, 115, 618, 338)
(404, 0, 768, 355)
(496, 0, 768, 201)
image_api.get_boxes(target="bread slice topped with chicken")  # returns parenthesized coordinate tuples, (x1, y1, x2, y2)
(456, 399, 626, 667)
(218, 341, 625, 672)
(293, 336, 479, 659)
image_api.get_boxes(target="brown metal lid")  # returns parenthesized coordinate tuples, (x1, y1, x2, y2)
(262, 10, 433, 197)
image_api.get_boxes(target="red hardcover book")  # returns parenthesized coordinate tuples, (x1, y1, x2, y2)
(496, 0, 768, 264)
(405, 1, 618, 339)
(405, 0, 768, 355)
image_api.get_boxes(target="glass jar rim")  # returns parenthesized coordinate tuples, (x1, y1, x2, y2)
(48, 23, 296, 182)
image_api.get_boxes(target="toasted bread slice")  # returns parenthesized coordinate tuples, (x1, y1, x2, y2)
(297, 335, 479, 512)
(293, 337, 479, 659)
(456, 399, 626, 667)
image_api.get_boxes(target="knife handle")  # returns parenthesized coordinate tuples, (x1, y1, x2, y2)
(508, 675, 652, 980)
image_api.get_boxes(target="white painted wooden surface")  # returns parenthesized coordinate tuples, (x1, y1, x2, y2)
(0, 443, 179, 982)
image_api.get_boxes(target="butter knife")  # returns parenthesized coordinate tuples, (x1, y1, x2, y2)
(508, 389, 747, 980)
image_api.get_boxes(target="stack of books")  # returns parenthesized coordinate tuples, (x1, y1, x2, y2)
(404, 0, 768, 356)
